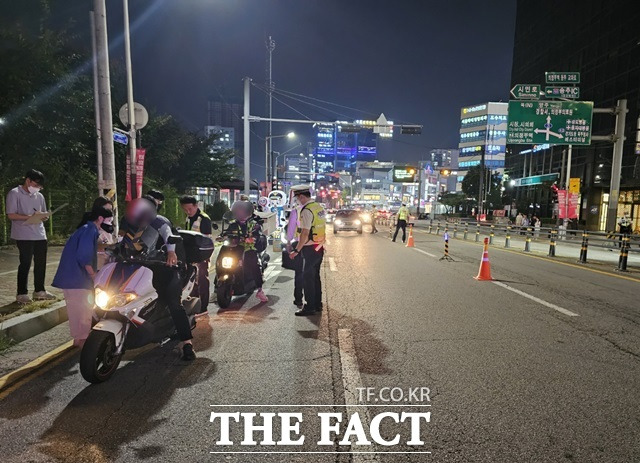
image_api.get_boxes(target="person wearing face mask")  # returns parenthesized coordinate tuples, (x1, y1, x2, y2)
(52, 206, 113, 347)
(6, 169, 56, 304)
(77, 196, 115, 268)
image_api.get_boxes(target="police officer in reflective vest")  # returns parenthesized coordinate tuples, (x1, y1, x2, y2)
(393, 203, 410, 243)
(289, 185, 326, 316)
(180, 195, 213, 313)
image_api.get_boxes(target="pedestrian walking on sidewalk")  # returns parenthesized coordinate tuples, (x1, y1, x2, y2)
(392, 204, 409, 243)
(6, 169, 56, 304)
(52, 206, 113, 347)
(533, 215, 541, 240)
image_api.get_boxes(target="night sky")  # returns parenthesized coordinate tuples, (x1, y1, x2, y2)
(13, 0, 517, 180)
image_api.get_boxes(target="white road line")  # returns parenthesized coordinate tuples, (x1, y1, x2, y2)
(414, 248, 437, 258)
(328, 256, 338, 272)
(337, 329, 379, 463)
(492, 280, 579, 317)
(0, 262, 58, 276)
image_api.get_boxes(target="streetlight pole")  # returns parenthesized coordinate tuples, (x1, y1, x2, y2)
(243, 77, 251, 196)
(265, 132, 295, 192)
(122, 0, 137, 200)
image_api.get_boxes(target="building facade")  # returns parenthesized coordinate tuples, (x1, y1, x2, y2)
(458, 102, 508, 186)
(207, 98, 243, 152)
(508, 0, 640, 231)
(314, 123, 379, 176)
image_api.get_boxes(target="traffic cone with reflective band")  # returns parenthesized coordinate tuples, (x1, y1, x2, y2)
(406, 224, 415, 247)
(474, 237, 493, 281)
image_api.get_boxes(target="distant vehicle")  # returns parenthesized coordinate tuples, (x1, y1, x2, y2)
(325, 209, 337, 224)
(333, 209, 363, 234)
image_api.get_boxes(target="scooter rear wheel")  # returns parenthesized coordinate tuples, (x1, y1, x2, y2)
(216, 285, 232, 309)
(80, 331, 122, 383)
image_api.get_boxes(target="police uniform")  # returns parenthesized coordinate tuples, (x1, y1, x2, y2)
(393, 205, 409, 242)
(185, 209, 212, 312)
(291, 187, 326, 314)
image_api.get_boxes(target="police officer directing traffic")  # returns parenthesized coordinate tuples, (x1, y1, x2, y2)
(289, 185, 326, 316)
(392, 203, 410, 243)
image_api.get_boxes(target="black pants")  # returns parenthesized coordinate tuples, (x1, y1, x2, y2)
(302, 246, 324, 311)
(244, 250, 263, 289)
(16, 240, 47, 295)
(393, 220, 407, 242)
(191, 260, 210, 310)
(153, 267, 192, 341)
(293, 253, 304, 304)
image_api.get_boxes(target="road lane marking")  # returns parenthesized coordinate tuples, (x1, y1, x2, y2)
(337, 328, 380, 463)
(328, 257, 338, 272)
(492, 280, 579, 317)
(412, 227, 640, 284)
(414, 248, 437, 258)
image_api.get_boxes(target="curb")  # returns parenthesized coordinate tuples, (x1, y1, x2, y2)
(0, 340, 76, 396)
(0, 300, 68, 344)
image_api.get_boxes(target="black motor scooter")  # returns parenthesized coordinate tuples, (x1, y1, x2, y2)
(214, 213, 269, 308)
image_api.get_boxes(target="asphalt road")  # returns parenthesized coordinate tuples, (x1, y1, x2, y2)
(1, 224, 639, 462)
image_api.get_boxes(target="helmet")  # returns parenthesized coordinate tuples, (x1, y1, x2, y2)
(125, 197, 157, 230)
(231, 200, 254, 222)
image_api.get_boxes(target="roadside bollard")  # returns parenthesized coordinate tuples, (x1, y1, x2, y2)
(464, 223, 469, 240)
(439, 232, 454, 261)
(505, 225, 511, 248)
(489, 224, 495, 245)
(578, 230, 589, 264)
(548, 229, 557, 257)
(453, 223, 458, 239)
(616, 234, 630, 272)
(428, 219, 433, 234)
(436, 222, 441, 235)
(475, 224, 480, 242)
(524, 227, 532, 252)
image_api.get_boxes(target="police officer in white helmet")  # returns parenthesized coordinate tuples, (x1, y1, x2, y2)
(288, 185, 326, 316)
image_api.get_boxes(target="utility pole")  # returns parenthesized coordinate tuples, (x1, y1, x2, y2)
(265, 36, 275, 186)
(605, 99, 628, 231)
(243, 77, 251, 196)
(123, 0, 137, 199)
(93, 0, 117, 232)
(89, 11, 103, 197)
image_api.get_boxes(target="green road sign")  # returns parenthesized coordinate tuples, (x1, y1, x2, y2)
(510, 84, 541, 99)
(545, 86, 580, 99)
(512, 173, 559, 187)
(545, 71, 580, 84)
(507, 100, 593, 145)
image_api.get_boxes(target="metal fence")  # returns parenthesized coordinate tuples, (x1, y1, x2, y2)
(0, 189, 188, 246)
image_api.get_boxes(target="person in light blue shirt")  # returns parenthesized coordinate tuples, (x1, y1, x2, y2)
(53, 206, 113, 347)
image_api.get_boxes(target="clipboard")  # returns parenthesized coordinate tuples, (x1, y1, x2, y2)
(24, 203, 68, 225)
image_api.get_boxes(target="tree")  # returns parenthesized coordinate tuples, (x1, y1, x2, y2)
(440, 192, 466, 215)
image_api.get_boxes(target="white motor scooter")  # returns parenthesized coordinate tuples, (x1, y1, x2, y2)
(79, 230, 213, 383)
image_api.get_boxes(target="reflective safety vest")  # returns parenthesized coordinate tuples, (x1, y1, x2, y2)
(185, 210, 211, 234)
(397, 207, 409, 221)
(297, 201, 326, 245)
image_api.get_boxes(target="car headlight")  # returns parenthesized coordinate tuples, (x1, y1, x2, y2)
(354, 219, 362, 225)
(221, 256, 234, 269)
(95, 289, 109, 309)
(335, 219, 343, 226)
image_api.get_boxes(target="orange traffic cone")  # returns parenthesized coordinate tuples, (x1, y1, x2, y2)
(474, 237, 493, 281)
(406, 224, 415, 248)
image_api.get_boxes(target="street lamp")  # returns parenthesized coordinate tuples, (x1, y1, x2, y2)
(265, 132, 296, 189)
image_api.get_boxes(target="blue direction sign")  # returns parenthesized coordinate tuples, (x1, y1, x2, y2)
(113, 131, 128, 145)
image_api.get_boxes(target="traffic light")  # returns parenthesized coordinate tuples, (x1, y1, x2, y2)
(440, 169, 451, 176)
(401, 125, 422, 135)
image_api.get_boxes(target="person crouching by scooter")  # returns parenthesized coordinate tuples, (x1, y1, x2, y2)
(227, 200, 268, 303)
(121, 196, 197, 361)
(53, 206, 113, 347)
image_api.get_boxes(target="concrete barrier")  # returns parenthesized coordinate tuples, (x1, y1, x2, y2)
(0, 301, 68, 344)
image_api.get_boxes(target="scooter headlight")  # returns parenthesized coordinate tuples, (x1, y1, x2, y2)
(223, 240, 230, 246)
(95, 289, 110, 309)
(112, 293, 138, 307)
(221, 256, 234, 269)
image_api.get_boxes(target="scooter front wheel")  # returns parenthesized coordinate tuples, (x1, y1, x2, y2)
(80, 330, 122, 383)
(216, 285, 232, 309)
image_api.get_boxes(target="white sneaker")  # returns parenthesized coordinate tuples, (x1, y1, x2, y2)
(33, 291, 56, 301)
(256, 289, 268, 303)
(16, 294, 32, 304)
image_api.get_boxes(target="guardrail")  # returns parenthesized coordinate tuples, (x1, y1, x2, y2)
(416, 219, 639, 270)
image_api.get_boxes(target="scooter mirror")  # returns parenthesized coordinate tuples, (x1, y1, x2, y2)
(212, 223, 219, 230)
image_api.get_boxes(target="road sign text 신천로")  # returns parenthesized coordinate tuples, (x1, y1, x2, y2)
(506, 100, 593, 145)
